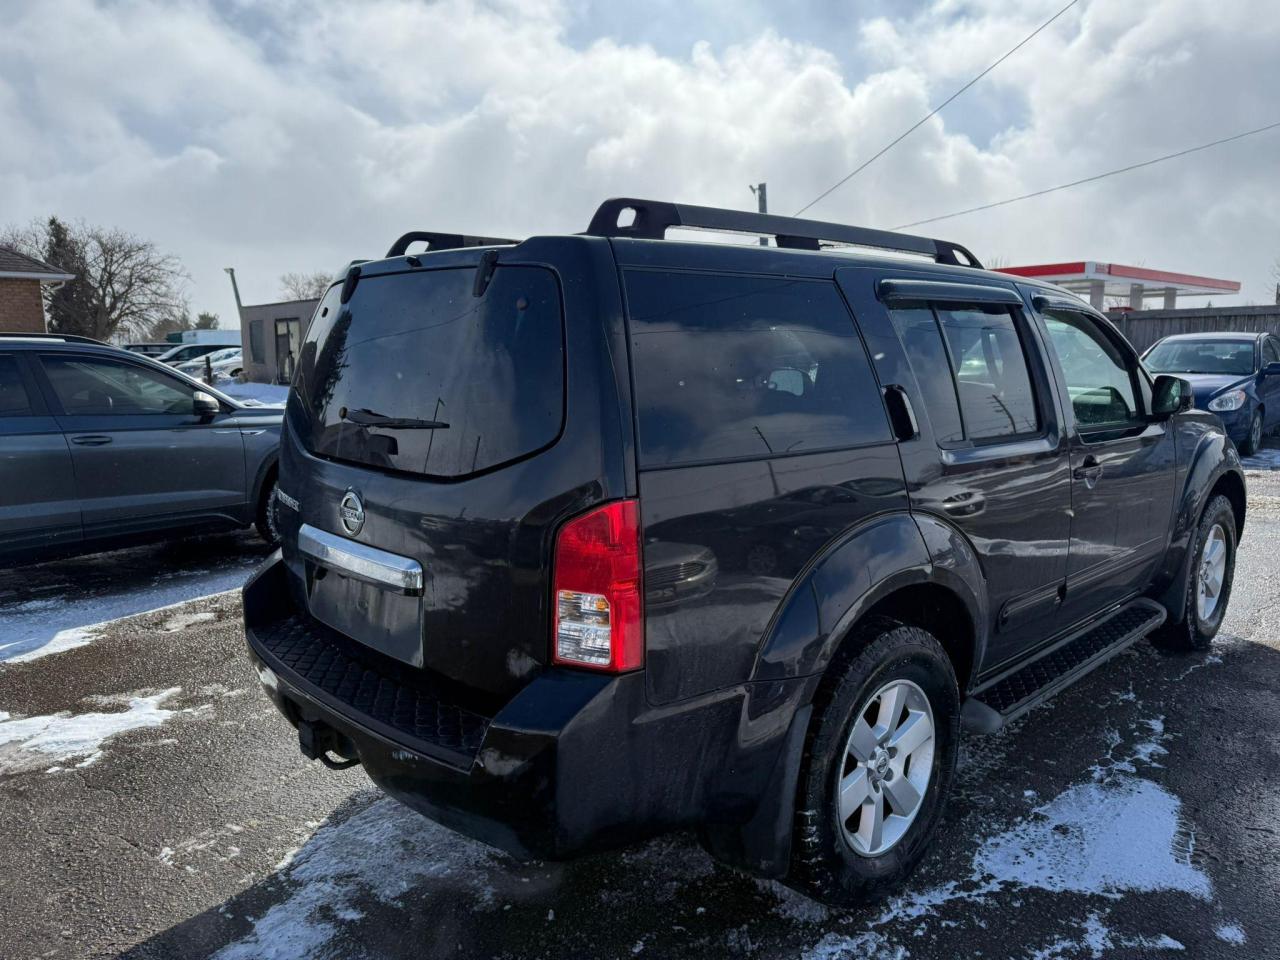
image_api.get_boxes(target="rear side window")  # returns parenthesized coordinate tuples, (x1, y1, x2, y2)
(937, 306, 1039, 439)
(291, 266, 564, 479)
(0, 356, 33, 416)
(625, 271, 890, 468)
(888, 302, 1039, 443)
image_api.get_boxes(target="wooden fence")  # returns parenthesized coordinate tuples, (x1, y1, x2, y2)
(1106, 305, 1280, 354)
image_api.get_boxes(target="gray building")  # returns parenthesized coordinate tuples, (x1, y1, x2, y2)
(238, 298, 319, 383)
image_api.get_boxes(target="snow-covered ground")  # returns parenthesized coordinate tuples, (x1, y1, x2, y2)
(219, 380, 289, 407)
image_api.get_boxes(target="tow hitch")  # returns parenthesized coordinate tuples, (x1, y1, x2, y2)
(297, 718, 361, 770)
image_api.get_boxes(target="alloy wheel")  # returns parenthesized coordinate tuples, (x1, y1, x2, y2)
(1196, 523, 1228, 621)
(837, 678, 935, 858)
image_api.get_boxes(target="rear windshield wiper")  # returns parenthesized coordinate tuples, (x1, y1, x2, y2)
(341, 407, 450, 429)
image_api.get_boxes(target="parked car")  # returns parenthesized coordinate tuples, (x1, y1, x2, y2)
(1142, 332, 1280, 455)
(0, 333, 282, 566)
(176, 347, 244, 381)
(242, 199, 1244, 906)
(122, 342, 173, 358)
(155, 341, 235, 366)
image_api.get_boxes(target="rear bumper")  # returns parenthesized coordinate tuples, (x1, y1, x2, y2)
(242, 553, 808, 863)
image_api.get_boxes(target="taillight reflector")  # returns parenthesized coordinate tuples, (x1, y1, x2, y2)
(551, 500, 643, 672)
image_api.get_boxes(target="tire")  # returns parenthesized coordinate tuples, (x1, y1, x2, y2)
(1239, 410, 1262, 456)
(255, 475, 282, 546)
(1152, 494, 1236, 652)
(786, 618, 959, 906)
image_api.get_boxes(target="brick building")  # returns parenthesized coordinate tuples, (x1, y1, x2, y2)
(0, 247, 75, 333)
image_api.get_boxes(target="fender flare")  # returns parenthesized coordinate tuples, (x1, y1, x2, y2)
(708, 512, 987, 877)
(1155, 431, 1245, 621)
(751, 511, 987, 684)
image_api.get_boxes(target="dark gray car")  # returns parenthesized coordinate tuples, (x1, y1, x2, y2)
(0, 334, 282, 566)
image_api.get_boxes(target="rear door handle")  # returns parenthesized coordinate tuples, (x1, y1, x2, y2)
(883, 384, 919, 442)
(1073, 454, 1102, 484)
(70, 435, 113, 446)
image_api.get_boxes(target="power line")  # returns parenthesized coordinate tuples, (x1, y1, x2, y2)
(891, 120, 1280, 230)
(793, 0, 1082, 217)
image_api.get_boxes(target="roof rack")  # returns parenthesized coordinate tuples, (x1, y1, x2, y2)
(386, 231, 517, 258)
(0, 332, 105, 345)
(585, 198, 984, 269)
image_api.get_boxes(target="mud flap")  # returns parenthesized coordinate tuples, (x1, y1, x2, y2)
(701, 703, 812, 878)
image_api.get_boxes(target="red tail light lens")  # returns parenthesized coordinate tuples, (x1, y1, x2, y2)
(552, 499, 643, 672)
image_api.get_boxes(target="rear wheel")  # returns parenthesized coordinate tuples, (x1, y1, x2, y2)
(1152, 494, 1236, 652)
(787, 618, 958, 905)
(255, 475, 281, 546)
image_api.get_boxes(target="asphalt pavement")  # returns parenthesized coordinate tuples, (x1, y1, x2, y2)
(1, 475, 1278, 959)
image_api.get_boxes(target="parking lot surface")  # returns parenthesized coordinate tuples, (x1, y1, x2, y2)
(2, 475, 1279, 959)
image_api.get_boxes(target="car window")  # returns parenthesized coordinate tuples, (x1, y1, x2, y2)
(293, 266, 564, 479)
(0, 356, 34, 416)
(41, 356, 197, 416)
(1042, 310, 1140, 429)
(1144, 339, 1255, 376)
(1265, 339, 1280, 366)
(625, 271, 890, 467)
(887, 307, 965, 444)
(934, 305, 1039, 440)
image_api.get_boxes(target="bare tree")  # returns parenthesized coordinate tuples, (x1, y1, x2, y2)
(2, 217, 188, 341)
(279, 271, 332, 301)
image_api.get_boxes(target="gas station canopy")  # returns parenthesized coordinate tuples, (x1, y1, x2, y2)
(996, 261, 1240, 310)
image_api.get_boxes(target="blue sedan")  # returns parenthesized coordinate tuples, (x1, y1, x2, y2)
(1143, 332, 1280, 455)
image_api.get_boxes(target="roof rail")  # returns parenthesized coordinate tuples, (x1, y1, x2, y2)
(585, 198, 984, 269)
(0, 331, 105, 345)
(386, 231, 518, 258)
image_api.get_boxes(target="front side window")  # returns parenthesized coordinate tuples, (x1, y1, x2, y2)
(41, 356, 196, 415)
(625, 271, 890, 467)
(1043, 310, 1139, 429)
(1264, 339, 1279, 366)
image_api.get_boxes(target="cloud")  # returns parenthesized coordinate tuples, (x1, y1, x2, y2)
(1, 0, 1276, 318)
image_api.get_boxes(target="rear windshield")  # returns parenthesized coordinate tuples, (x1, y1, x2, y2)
(290, 265, 564, 478)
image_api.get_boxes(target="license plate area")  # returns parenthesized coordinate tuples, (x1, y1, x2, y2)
(298, 524, 425, 667)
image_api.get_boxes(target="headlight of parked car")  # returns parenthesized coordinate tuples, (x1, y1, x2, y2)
(1208, 389, 1247, 412)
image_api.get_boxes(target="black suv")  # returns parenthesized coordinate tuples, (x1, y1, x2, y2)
(243, 200, 1244, 904)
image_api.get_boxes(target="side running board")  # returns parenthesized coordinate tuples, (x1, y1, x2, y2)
(962, 598, 1167, 734)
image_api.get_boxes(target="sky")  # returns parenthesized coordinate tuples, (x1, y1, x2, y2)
(1, 0, 1278, 322)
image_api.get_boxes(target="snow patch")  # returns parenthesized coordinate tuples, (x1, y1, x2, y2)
(1, 579, 244, 664)
(0, 688, 182, 774)
(1027, 912, 1184, 958)
(974, 778, 1209, 899)
(1216, 923, 1247, 945)
(803, 931, 909, 960)
(161, 610, 218, 632)
(212, 794, 501, 960)
(220, 381, 288, 407)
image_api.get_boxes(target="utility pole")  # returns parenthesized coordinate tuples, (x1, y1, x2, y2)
(223, 267, 243, 311)
(749, 182, 768, 245)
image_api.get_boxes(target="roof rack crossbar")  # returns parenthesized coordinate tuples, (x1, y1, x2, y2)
(585, 198, 983, 268)
(386, 231, 517, 258)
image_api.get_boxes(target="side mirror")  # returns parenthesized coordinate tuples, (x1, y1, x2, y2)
(1264, 362, 1280, 376)
(1151, 375, 1192, 419)
(193, 390, 221, 419)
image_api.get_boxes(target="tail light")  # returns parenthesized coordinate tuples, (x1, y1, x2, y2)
(552, 500, 643, 672)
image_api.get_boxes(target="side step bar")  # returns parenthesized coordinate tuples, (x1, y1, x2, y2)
(962, 598, 1167, 733)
